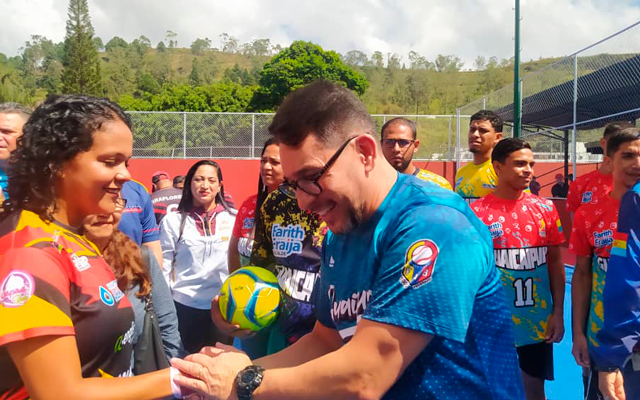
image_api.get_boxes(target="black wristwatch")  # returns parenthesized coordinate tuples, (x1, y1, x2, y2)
(236, 365, 265, 400)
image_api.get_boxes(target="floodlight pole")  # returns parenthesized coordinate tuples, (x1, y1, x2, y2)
(513, 0, 522, 138)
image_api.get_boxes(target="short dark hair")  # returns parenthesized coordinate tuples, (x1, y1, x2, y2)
(491, 138, 532, 164)
(0, 102, 32, 121)
(177, 160, 234, 214)
(470, 110, 503, 133)
(4, 95, 131, 222)
(606, 127, 640, 158)
(173, 175, 185, 187)
(268, 80, 375, 147)
(380, 117, 417, 140)
(603, 121, 635, 138)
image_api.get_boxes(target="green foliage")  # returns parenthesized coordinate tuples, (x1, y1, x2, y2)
(191, 38, 212, 55)
(249, 41, 369, 111)
(105, 36, 128, 52)
(62, 0, 102, 95)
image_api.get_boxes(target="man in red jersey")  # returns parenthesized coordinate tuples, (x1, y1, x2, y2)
(472, 138, 565, 400)
(567, 122, 635, 213)
(570, 126, 640, 400)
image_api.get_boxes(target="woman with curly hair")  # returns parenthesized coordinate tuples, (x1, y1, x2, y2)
(0, 95, 180, 399)
(159, 159, 236, 354)
(83, 196, 185, 371)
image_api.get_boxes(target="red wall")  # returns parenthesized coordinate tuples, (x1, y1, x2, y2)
(129, 158, 600, 209)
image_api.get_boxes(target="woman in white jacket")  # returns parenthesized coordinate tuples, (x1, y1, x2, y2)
(159, 160, 236, 353)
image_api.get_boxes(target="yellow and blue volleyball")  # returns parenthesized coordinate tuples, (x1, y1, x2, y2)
(218, 266, 281, 331)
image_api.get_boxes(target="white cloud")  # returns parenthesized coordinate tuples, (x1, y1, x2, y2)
(1, 0, 639, 69)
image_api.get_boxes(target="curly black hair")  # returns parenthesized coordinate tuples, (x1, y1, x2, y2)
(3, 94, 131, 222)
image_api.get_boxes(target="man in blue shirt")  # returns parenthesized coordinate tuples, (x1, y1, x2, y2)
(119, 180, 162, 264)
(170, 80, 524, 400)
(0, 103, 32, 200)
(594, 154, 640, 400)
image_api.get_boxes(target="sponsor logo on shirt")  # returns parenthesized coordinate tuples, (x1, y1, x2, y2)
(538, 219, 546, 237)
(582, 191, 593, 204)
(329, 256, 335, 268)
(0, 270, 35, 308)
(275, 265, 318, 302)
(593, 230, 613, 248)
(242, 217, 254, 230)
(328, 284, 372, 328)
(494, 247, 548, 271)
(114, 321, 136, 352)
(488, 222, 504, 238)
(100, 279, 124, 307)
(272, 223, 304, 257)
(399, 239, 439, 289)
(71, 253, 91, 272)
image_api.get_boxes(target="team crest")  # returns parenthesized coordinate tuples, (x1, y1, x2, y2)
(400, 239, 439, 289)
(0, 270, 35, 308)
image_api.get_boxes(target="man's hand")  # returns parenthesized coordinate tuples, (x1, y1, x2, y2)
(171, 343, 252, 400)
(545, 312, 564, 343)
(571, 334, 591, 367)
(599, 370, 626, 400)
(211, 296, 255, 339)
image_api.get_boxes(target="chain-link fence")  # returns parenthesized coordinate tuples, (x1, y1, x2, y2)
(456, 20, 640, 175)
(127, 111, 460, 160)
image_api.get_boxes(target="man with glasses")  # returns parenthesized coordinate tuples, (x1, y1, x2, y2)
(0, 103, 32, 201)
(380, 117, 452, 190)
(171, 80, 524, 400)
(455, 110, 504, 203)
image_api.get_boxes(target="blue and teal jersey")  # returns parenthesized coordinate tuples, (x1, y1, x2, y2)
(0, 167, 8, 199)
(316, 173, 524, 399)
(593, 180, 640, 369)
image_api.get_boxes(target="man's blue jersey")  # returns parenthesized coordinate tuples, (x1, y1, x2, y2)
(118, 180, 160, 245)
(316, 173, 524, 400)
(594, 179, 640, 369)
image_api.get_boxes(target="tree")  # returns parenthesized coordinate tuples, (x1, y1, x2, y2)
(93, 36, 104, 51)
(156, 41, 166, 52)
(189, 58, 203, 85)
(131, 35, 151, 57)
(343, 50, 368, 67)
(249, 41, 369, 111)
(371, 51, 384, 68)
(105, 36, 128, 52)
(434, 54, 464, 72)
(473, 56, 486, 71)
(165, 30, 178, 48)
(191, 37, 212, 55)
(408, 51, 432, 70)
(220, 33, 239, 54)
(62, 0, 102, 95)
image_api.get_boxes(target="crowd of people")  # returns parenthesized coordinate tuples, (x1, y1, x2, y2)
(0, 80, 638, 400)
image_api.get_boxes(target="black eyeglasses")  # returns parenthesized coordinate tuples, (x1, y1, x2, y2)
(381, 138, 415, 149)
(279, 136, 358, 199)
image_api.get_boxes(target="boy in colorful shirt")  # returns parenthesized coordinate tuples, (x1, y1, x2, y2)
(473, 138, 565, 400)
(566, 122, 634, 213)
(455, 110, 503, 202)
(570, 127, 640, 400)
(380, 117, 452, 190)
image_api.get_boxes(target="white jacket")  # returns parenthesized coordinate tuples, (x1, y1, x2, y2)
(160, 209, 236, 309)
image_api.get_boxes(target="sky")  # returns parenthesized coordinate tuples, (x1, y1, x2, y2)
(2, 0, 640, 68)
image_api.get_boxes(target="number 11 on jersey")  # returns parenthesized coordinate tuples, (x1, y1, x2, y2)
(513, 278, 535, 307)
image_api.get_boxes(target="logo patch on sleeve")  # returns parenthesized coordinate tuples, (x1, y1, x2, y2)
(400, 239, 439, 289)
(0, 270, 36, 307)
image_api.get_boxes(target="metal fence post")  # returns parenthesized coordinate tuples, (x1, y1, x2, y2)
(447, 116, 452, 161)
(572, 54, 578, 179)
(482, 97, 486, 110)
(251, 114, 256, 158)
(182, 112, 187, 159)
(455, 109, 461, 170)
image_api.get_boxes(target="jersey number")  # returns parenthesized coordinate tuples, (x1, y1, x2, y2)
(513, 278, 535, 307)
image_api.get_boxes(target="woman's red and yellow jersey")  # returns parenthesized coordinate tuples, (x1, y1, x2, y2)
(0, 210, 135, 400)
(569, 194, 620, 351)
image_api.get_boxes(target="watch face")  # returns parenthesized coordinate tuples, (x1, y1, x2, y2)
(241, 370, 256, 384)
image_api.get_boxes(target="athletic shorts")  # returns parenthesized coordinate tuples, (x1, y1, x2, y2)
(516, 342, 554, 381)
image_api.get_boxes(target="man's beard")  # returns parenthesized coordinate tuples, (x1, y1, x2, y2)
(332, 201, 365, 235)
(396, 157, 412, 173)
(469, 147, 480, 154)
